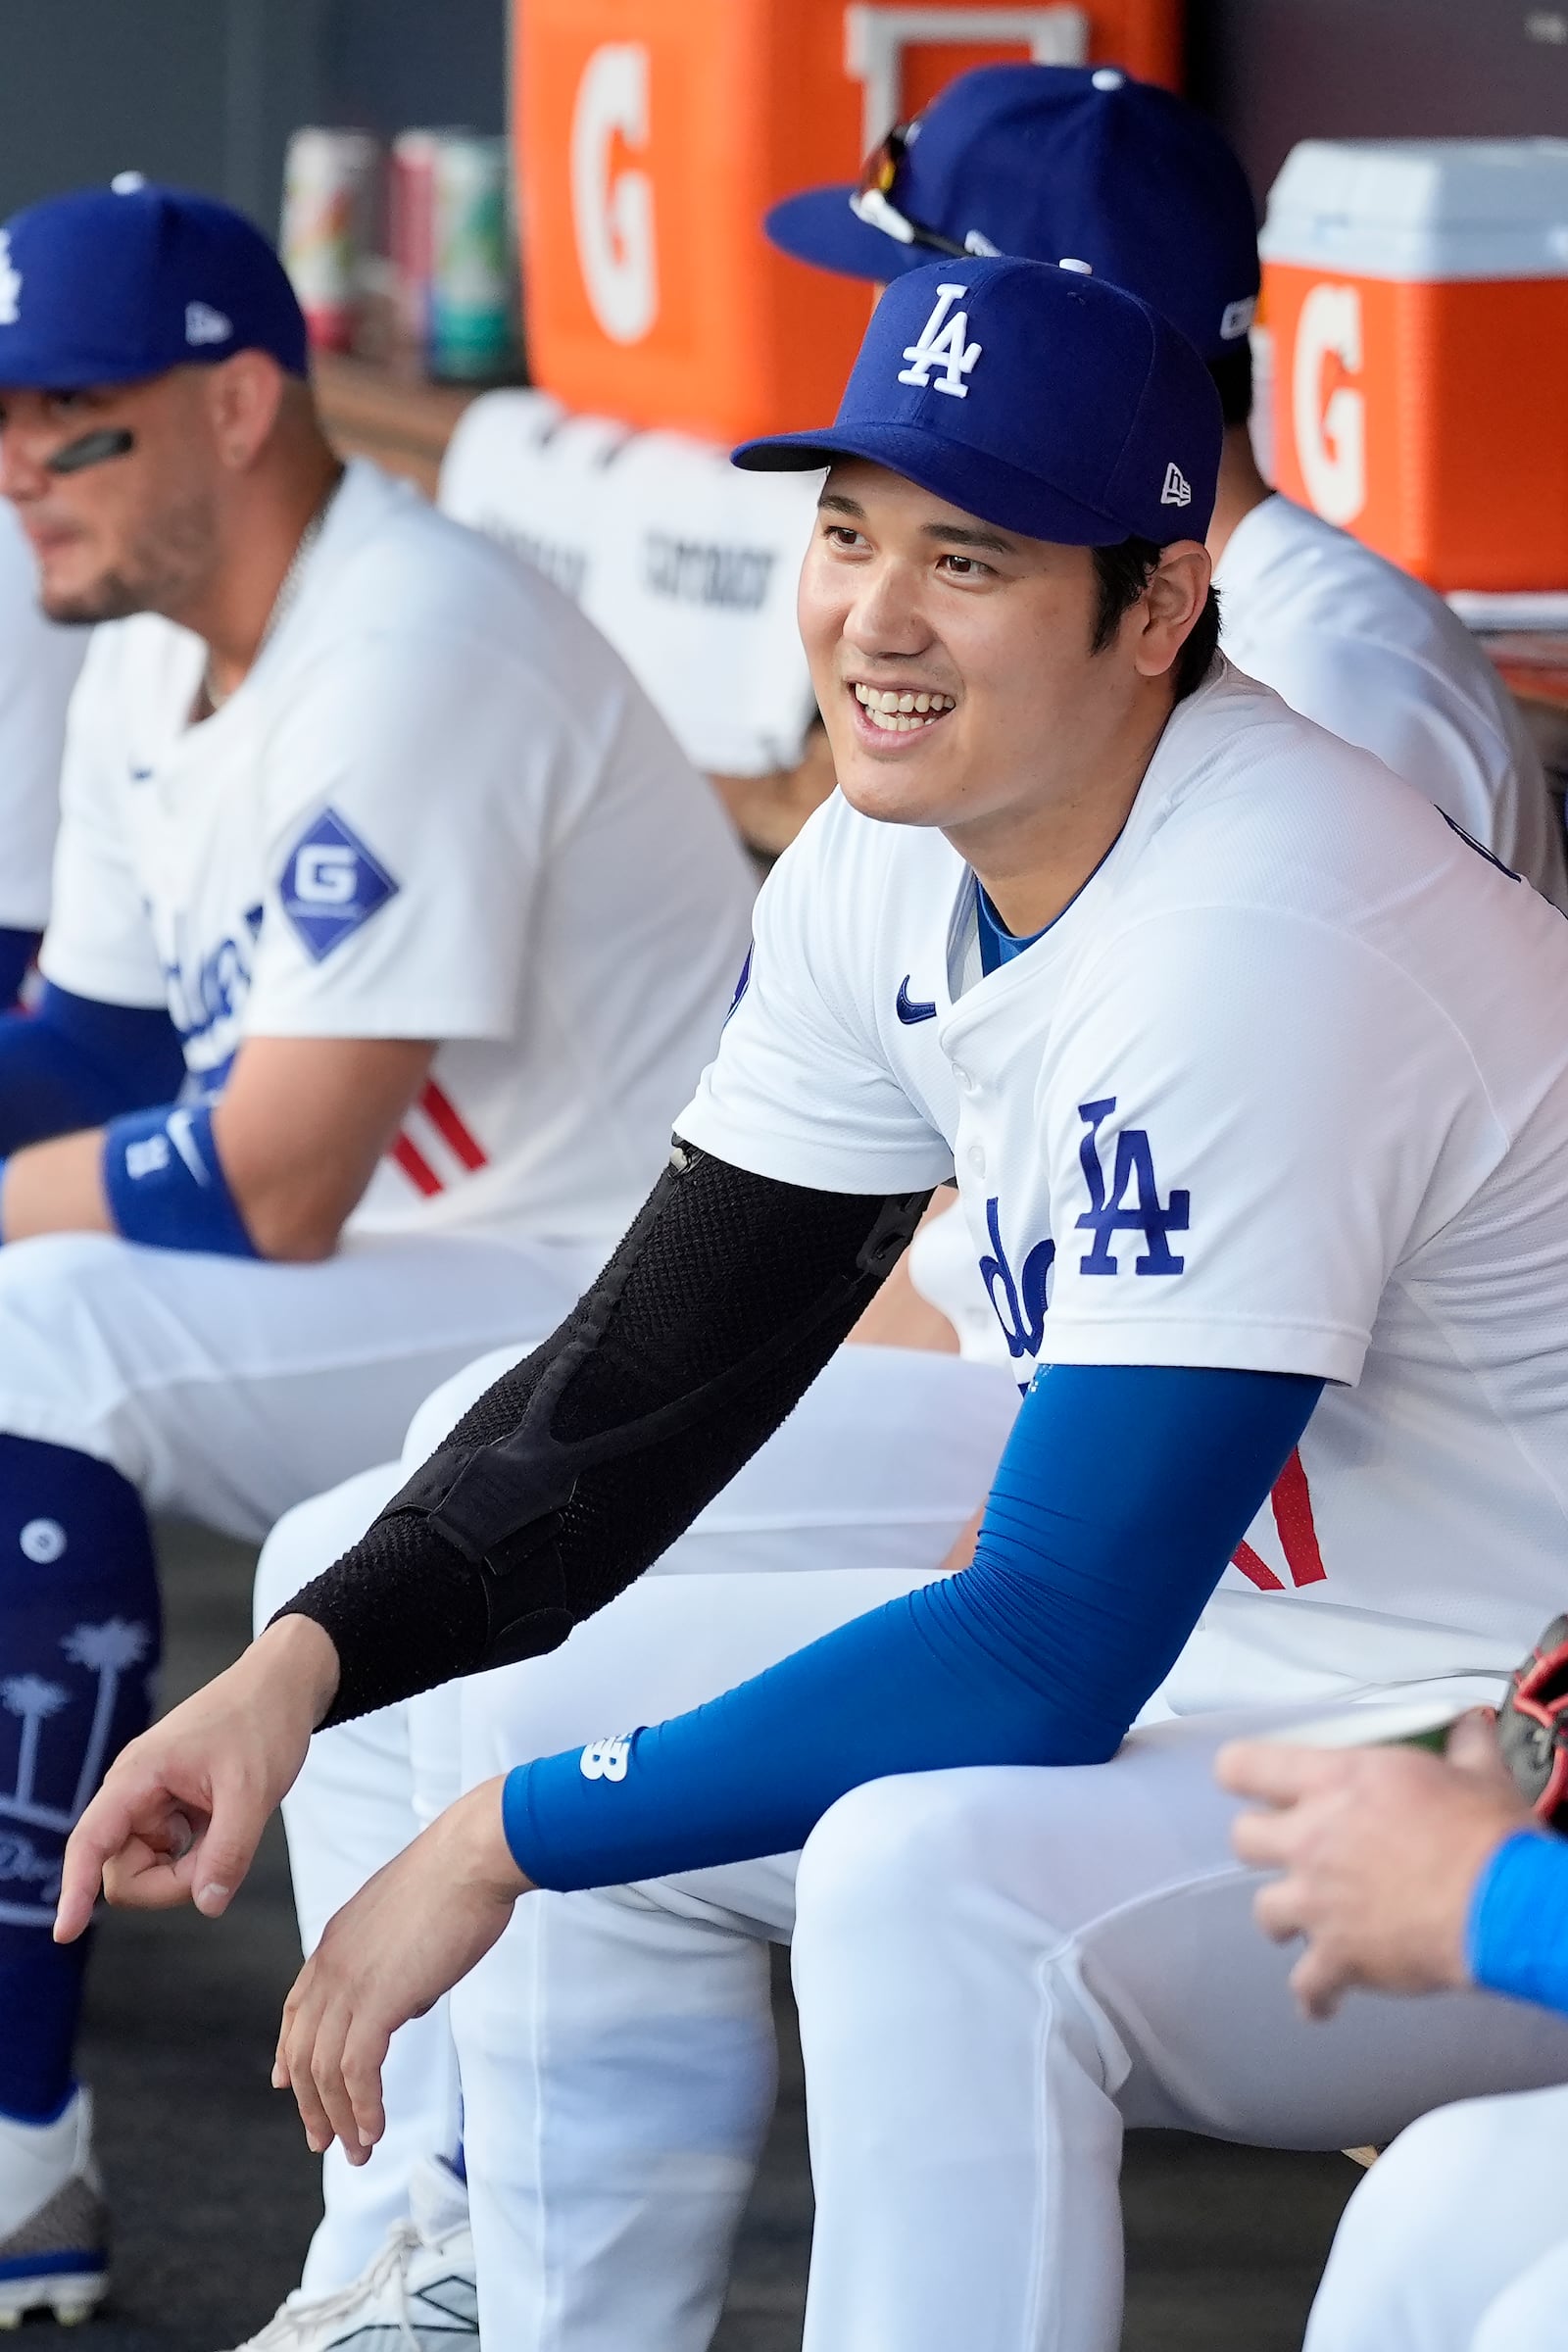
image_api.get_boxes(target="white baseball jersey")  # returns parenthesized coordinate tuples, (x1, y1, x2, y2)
(1217, 491, 1568, 910)
(41, 459, 756, 1248)
(0, 502, 89, 931)
(680, 663, 1568, 1688)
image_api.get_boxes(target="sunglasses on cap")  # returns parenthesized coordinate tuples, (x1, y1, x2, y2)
(849, 120, 1002, 261)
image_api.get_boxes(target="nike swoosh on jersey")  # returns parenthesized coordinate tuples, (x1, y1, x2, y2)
(896, 976, 938, 1025)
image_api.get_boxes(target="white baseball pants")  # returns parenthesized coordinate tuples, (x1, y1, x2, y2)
(253, 1341, 1021, 2292)
(449, 1684, 1568, 2352)
(0, 1227, 604, 1540)
(1304, 2082, 1568, 2351)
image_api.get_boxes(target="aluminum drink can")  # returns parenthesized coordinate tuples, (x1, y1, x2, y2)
(389, 129, 439, 345)
(429, 133, 514, 379)
(281, 127, 378, 353)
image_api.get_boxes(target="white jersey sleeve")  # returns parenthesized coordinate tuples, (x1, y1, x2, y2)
(1236, 626, 1535, 866)
(242, 634, 554, 1042)
(1215, 495, 1568, 908)
(38, 632, 168, 1007)
(1038, 903, 1505, 1383)
(679, 806, 954, 1193)
(0, 507, 89, 932)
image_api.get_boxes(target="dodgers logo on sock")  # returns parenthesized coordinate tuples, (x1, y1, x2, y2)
(279, 807, 399, 962)
(1, 1618, 152, 1917)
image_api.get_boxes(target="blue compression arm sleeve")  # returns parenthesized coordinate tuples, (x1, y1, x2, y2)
(0, 981, 186, 1152)
(0, 928, 39, 1011)
(1466, 1829, 1568, 2016)
(504, 1360, 1324, 1891)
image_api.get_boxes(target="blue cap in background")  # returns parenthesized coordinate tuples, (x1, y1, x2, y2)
(0, 175, 308, 389)
(765, 64, 1259, 365)
(733, 255, 1221, 546)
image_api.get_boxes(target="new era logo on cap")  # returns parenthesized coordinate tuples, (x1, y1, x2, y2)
(185, 300, 232, 346)
(1160, 461, 1192, 507)
(0, 234, 21, 326)
(897, 282, 983, 400)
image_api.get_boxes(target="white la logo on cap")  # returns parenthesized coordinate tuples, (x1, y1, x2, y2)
(0, 234, 22, 327)
(185, 300, 232, 346)
(898, 282, 982, 400)
(1160, 461, 1192, 508)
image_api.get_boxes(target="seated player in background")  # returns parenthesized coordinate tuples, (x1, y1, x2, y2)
(768, 61, 1568, 905)
(0, 502, 88, 1008)
(62, 258, 1568, 2352)
(0, 178, 754, 2324)
(1221, 1673, 1568, 2352)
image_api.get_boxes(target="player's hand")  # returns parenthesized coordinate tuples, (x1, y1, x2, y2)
(274, 1777, 530, 2164)
(1216, 1710, 1534, 2020)
(54, 1614, 341, 1940)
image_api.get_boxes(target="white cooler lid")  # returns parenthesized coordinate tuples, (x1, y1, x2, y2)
(1260, 137, 1568, 282)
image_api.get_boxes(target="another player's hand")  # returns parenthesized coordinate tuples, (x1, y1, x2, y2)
(274, 1777, 530, 2164)
(54, 1614, 341, 1940)
(1215, 1710, 1534, 2020)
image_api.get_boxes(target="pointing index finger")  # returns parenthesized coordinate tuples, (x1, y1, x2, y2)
(54, 1790, 131, 1941)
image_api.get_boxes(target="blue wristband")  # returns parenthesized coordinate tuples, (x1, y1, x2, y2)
(1465, 1827, 1568, 2017)
(102, 1102, 260, 1258)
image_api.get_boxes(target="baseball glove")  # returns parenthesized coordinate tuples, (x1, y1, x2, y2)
(1497, 1613, 1568, 1830)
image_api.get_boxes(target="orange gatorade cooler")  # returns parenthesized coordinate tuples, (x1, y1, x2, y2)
(1262, 139, 1568, 593)
(514, 0, 1182, 443)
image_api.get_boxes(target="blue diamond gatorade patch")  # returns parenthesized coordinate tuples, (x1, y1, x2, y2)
(278, 808, 398, 962)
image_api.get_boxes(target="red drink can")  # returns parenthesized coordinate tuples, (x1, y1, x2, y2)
(389, 129, 439, 346)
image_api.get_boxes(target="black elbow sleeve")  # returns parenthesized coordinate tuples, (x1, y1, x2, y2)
(281, 1143, 932, 1724)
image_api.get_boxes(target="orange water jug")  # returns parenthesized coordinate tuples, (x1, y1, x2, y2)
(514, 0, 1182, 444)
(1262, 139, 1568, 593)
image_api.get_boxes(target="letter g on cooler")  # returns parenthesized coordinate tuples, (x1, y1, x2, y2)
(1293, 281, 1366, 527)
(571, 43, 658, 346)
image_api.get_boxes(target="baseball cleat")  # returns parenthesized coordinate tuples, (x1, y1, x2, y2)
(223, 2157, 475, 2350)
(0, 2086, 109, 2328)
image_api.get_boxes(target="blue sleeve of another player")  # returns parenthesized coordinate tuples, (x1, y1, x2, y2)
(0, 980, 186, 1152)
(1466, 1830, 1568, 2017)
(504, 1361, 1323, 1892)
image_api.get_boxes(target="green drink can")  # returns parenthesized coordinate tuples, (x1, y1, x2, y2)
(429, 133, 514, 380)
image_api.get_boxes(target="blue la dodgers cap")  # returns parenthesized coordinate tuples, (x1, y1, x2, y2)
(765, 64, 1259, 365)
(733, 255, 1221, 547)
(0, 174, 308, 389)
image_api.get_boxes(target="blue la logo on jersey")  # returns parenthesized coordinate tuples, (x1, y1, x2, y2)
(979, 1195, 1055, 1361)
(279, 808, 398, 963)
(1074, 1098, 1188, 1275)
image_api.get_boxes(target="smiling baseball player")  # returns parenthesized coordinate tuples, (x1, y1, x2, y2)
(63, 254, 1568, 2352)
(0, 177, 753, 2321)
(768, 62, 1568, 908)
